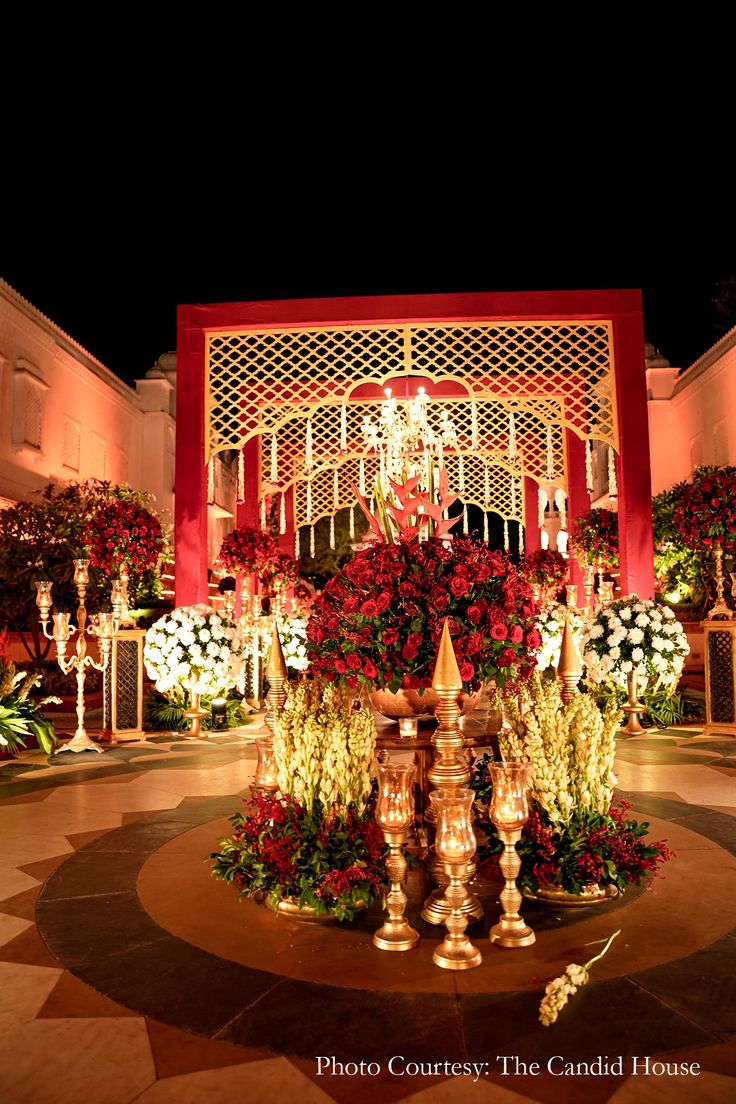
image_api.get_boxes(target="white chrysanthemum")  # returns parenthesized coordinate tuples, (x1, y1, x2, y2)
(619, 607, 632, 621)
(631, 647, 644, 662)
(199, 628, 211, 643)
(635, 613, 650, 628)
(652, 636, 666, 651)
(608, 646, 620, 660)
(664, 607, 676, 620)
(633, 602, 646, 612)
(599, 655, 614, 673)
(589, 624, 604, 639)
(627, 627, 645, 644)
(621, 660, 633, 672)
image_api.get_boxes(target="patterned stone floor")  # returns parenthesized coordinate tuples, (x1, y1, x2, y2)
(0, 719, 734, 1104)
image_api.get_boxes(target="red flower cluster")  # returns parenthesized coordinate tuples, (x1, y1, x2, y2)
(219, 526, 279, 576)
(307, 536, 540, 692)
(86, 500, 163, 575)
(259, 550, 300, 595)
(522, 549, 568, 590)
(570, 508, 619, 570)
(672, 465, 736, 552)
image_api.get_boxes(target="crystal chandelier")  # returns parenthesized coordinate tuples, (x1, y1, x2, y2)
(361, 386, 458, 486)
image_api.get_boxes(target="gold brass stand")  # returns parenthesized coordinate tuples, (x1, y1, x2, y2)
(708, 544, 734, 620)
(374, 828, 419, 952)
(421, 619, 483, 926)
(432, 860, 482, 970)
(183, 683, 208, 739)
(490, 827, 536, 948)
(583, 564, 596, 616)
(621, 670, 646, 735)
(556, 615, 583, 703)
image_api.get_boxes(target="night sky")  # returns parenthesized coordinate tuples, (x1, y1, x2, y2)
(2, 222, 732, 386)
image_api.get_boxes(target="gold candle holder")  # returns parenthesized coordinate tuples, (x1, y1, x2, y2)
(254, 735, 279, 790)
(556, 614, 583, 703)
(422, 619, 483, 926)
(222, 589, 236, 621)
(35, 559, 119, 755)
(621, 669, 647, 735)
(430, 788, 482, 970)
(583, 563, 596, 616)
(373, 762, 419, 952)
(598, 579, 614, 606)
(565, 584, 578, 609)
(708, 543, 734, 619)
(488, 762, 535, 948)
(183, 673, 209, 739)
(399, 717, 418, 738)
(264, 624, 288, 732)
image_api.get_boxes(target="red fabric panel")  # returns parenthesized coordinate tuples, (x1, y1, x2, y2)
(523, 477, 542, 554)
(174, 307, 208, 606)
(613, 305, 655, 598)
(565, 430, 588, 593)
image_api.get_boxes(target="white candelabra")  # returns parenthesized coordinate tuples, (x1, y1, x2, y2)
(361, 386, 458, 487)
(35, 559, 119, 755)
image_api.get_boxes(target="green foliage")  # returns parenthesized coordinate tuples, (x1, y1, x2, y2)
(0, 480, 169, 663)
(591, 681, 703, 728)
(142, 689, 250, 732)
(0, 657, 59, 756)
(652, 484, 707, 615)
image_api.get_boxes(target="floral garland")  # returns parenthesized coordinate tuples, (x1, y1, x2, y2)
(570, 508, 619, 570)
(534, 603, 584, 671)
(307, 536, 540, 692)
(144, 604, 243, 697)
(672, 464, 736, 552)
(581, 596, 689, 691)
(86, 498, 164, 575)
(219, 526, 278, 576)
(522, 549, 568, 591)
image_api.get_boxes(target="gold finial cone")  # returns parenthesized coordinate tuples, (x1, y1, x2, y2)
(266, 624, 289, 681)
(432, 618, 462, 692)
(557, 616, 583, 680)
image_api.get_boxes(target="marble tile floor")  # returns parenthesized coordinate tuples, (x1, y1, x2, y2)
(0, 722, 734, 1104)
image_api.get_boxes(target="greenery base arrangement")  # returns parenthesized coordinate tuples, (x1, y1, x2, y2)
(143, 689, 250, 732)
(592, 682, 703, 729)
(471, 677, 673, 897)
(0, 643, 60, 756)
(210, 682, 387, 920)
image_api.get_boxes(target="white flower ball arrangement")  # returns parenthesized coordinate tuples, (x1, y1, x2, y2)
(258, 614, 310, 673)
(535, 603, 584, 671)
(581, 595, 689, 691)
(144, 604, 243, 697)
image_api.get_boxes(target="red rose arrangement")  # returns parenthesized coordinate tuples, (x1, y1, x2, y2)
(570, 508, 619, 569)
(522, 549, 568, 591)
(307, 536, 540, 692)
(87, 499, 164, 575)
(672, 465, 736, 552)
(219, 526, 279, 576)
(259, 551, 300, 596)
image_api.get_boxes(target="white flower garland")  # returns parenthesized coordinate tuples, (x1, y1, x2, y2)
(580, 595, 689, 691)
(144, 604, 243, 697)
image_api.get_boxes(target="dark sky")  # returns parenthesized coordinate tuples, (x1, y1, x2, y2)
(2, 221, 733, 385)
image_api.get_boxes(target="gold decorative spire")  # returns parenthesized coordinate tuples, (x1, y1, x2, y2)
(432, 619, 462, 692)
(556, 616, 583, 702)
(266, 625, 289, 682)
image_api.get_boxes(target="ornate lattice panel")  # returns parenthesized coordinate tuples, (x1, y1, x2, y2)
(103, 631, 144, 736)
(706, 627, 736, 727)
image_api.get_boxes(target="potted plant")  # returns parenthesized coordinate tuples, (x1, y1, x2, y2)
(0, 641, 60, 757)
(471, 676, 673, 902)
(210, 682, 387, 921)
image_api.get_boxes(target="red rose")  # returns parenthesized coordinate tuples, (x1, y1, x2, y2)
(360, 599, 378, 617)
(374, 592, 391, 614)
(509, 624, 524, 644)
(363, 659, 378, 679)
(402, 641, 419, 661)
(432, 592, 448, 611)
(465, 632, 483, 655)
(491, 623, 507, 641)
(525, 628, 542, 649)
(334, 658, 347, 674)
(402, 673, 420, 688)
(382, 628, 400, 645)
(346, 653, 362, 670)
(497, 647, 516, 667)
(459, 661, 475, 682)
(343, 596, 359, 613)
(466, 604, 482, 625)
(449, 575, 468, 598)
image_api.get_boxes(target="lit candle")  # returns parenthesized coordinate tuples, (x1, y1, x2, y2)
(399, 717, 418, 738)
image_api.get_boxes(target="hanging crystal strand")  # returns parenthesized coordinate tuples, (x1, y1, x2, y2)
(608, 445, 618, 498)
(349, 505, 355, 539)
(483, 511, 489, 542)
(554, 488, 568, 530)
(484, 464, 490, 508)
(538, 486, 547, 529)
(508, 412, 517, 460)
(260, 495, 267, 528)
(359, 457, 366, 496)
(471, 399, 479, 450)
(503, 518, 510, 551)
(546, 425, 555, 481)
(207, 456, 215, 504)
(237, 448, 245, 502)
(462, 506, 469, 535)
(340, 402, 347, 453)
(294, 526, 300, 559)
(279, 491, 286, 534)
(305, 418, 313, 473)
(306, 479, 312, 523)
(585, 439, 594, 495)
(511, 477, 517, 518)
(458, 454, 466, 493)
(310, 524, 315, 558)
(518, 523, 525, 555)
(329, 514, 335, 550)
(269, 434, 278, 486)
(333, 467, 339, 511)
